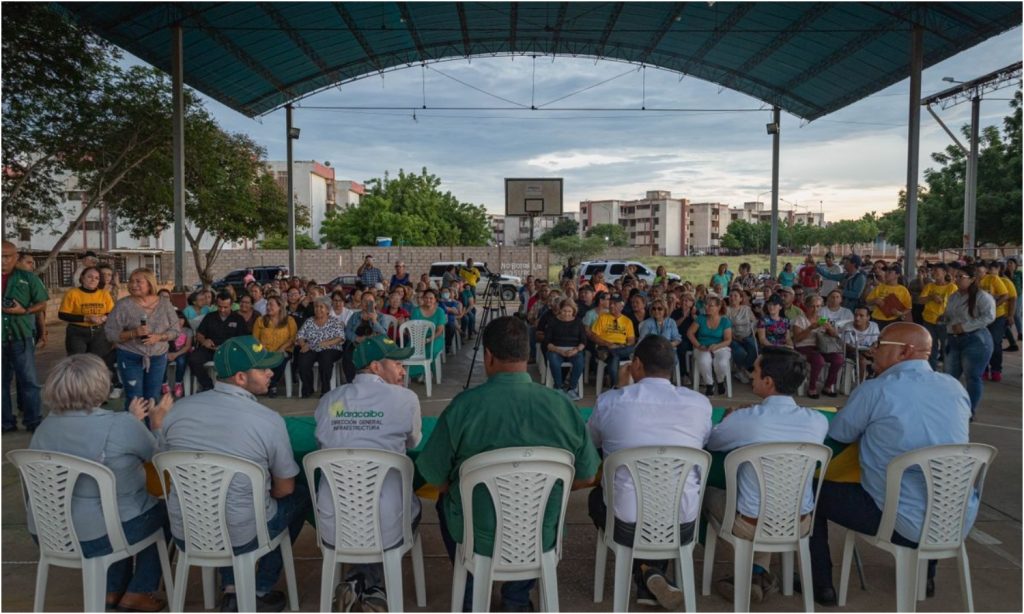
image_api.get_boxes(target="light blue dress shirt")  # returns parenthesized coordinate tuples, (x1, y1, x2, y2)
(638, 317, 682, 343)
(706, 396, 829, 517)
(828, 360, 976, 541)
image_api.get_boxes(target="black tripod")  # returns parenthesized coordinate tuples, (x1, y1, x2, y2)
(464, 275, 508, 389)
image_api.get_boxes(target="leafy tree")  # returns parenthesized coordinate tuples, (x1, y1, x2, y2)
(260, 233, 318, 249)
(109, 107, 300, 286)
(320, 168, 490, 248)
(548, 236, 608, 264)
(536, 217, 579, 245)
(788, 221, 823, 252)
(585, 223, 629, 246)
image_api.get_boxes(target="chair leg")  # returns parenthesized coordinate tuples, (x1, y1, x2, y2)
(540, 550, 560, 612)
(451, 546, 468, 613)
(280, 538, 299, 611)
(319, 552, 336, 613)
(838, 531, 856, 607)
(916, 559, 928, 602)
(232, 554, 258, 614)
(471, 556, 492, 613)
(171, 555, 190, 612)
(726, 371, 733, 398)
(382, 549, 405, 613)
(854, 547, 867, 590)
(957, 544, 974, 612)
(678, 545, 697, 613)
(893, 548, 919, 613)
(155, 537, 175, 602)
(412, 533, 427, 608)
(82, 558, 109, 613)
(202, 566, 216, 610)
(594, 531, 608, 603)
(595, 362, 605, 397)
(612, 545, 633, 613)
(733, 539, 755, 613)
(782, 551, 794, 596)
(32, 559, 48, 612)
(701, 525, 719, 596)
(798, 538, 815, 613)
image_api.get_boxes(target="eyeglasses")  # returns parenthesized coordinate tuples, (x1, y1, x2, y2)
(651, 307, 666, 311)
(871, 340, 908, 349)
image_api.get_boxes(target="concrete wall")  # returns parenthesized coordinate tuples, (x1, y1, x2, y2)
(159, 246, 551, 286)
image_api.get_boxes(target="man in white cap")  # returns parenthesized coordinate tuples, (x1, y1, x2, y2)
(314, 334, 419, 612)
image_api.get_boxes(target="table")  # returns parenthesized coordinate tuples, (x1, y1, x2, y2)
(283, 405, 856, 498)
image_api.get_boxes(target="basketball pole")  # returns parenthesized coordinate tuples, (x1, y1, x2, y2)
(529, 212, 536, 280)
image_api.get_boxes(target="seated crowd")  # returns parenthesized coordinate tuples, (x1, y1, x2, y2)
(8, 247, 1004, 612)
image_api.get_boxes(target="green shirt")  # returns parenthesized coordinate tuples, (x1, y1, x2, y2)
(416, 371, 600, 556)
(2, 268, 48, 342)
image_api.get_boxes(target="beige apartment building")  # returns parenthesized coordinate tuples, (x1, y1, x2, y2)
(687, 202, 733, 253)
(730, 201, 826, 227)
(579, 191, 688, 256)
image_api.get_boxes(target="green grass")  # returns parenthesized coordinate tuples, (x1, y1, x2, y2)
(549, 255, 789, 285)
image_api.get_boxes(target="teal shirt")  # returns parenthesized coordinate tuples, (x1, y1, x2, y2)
(3, 268, 48, 342)
(415, 371, 600, 556)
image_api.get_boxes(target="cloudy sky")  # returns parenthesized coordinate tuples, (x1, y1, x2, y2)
(186, 26, 1021, 223)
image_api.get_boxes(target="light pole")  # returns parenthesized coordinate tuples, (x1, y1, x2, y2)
(286, 105, 300, 276)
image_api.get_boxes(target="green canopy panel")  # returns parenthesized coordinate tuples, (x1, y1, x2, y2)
(56, 2, 1021, 120)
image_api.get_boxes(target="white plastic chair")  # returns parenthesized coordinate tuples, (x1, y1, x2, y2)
(188, 361, 217, 395)
(837, 443, 996, 613)
(7, 450, 174, 613)
(593, 446, 712, 612)
(701, 442, 832, 613)
(451, 447, 576, 612)
(399, 320, 442, 397)
(692, 350, 733, 398)
(153, 451, 299, 613)
(303, 449, 426, 612)
(595, 358, 632, 397)
(544, 359, 584, 398)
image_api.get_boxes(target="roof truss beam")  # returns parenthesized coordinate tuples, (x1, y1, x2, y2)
(456, 3, 471, 58)
(396, 2, 428, 63)
(638, 2, 684, 65)
(509, 2, 518, 51)
(680, 3, 754, 75)
(595, 2, 624, 58)
(261, 2, 341, 82)
(333, 3, 383, 72)
(550, 2, 568, 53)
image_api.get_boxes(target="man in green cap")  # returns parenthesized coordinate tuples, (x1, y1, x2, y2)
(158, 336, 308, 612)
(313, 334, 419, 611)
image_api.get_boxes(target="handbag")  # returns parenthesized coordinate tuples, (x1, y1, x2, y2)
(816, 330, 845, 354)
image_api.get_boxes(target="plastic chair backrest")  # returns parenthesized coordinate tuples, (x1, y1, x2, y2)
(459, 447, 575, 570)
(722, 442, 832, 545)
(6, 449, 129, 559)
(876, 443, 996, 553)
(303, 448, 414, 555)
(378, 314, 398, 338)
(398, 320, 435, 360)
(153, 451, 272, 557)
(602, 446, 711, 553)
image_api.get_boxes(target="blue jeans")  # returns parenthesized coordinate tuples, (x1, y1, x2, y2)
(78, 502, 169, 594)
(945, 329, 993, 415)
(461, 309, 476, 335)
(987, 317, 1006, 373)
(730, 336, 758, 372)
(2, 337, 42, 429)
(810, 481, 935, 591)
(170, 353, 188, 384)
(116, 350, 167, 411)
(175, 483, 310, 594)
(547, 351, 584, 390)
(601, 346, 634, 389)
(436, 498, 534, 611)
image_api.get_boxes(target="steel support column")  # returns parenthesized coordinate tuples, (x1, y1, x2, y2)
(171, 25, 186, 290)
(904, 25, 923, 278)
(965, 95, 980, 257)
(286, 104, 296, 276)
(769, 106, 781, 276)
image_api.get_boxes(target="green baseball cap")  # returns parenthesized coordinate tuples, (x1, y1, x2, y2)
(214, 335, 284, 378)
(353, 334, 414, 370)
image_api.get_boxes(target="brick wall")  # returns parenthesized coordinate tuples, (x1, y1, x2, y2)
(159, 246, 551, 286)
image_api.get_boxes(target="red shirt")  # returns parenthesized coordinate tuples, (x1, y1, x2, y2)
(798, 266, 820, 290)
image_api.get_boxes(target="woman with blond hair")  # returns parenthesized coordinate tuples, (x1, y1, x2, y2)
(252, 295, 297, 397)
(104, 268, 179, 415)
(29, 353, 173, 611)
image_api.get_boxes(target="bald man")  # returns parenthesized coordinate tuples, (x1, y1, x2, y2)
(806, 323, 975, 606)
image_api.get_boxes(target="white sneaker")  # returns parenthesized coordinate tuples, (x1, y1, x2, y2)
(735, 369, 751, 384)
(109, 387, 123, 399)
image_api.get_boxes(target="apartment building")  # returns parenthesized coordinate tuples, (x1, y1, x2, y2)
(579, 191, 688, 256)
(687, 202, 732, 253)
(267, 160, 335, 246)
(335, 180, 364, 210)
(730, 201, 826, 227)
(489, 212, 579, 246)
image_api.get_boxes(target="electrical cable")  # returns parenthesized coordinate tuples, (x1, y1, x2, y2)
(424, 64, 528, 108)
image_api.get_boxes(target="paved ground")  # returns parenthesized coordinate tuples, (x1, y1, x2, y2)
(3, 320, 1021, 612)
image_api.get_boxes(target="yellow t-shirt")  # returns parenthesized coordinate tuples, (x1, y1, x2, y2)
(981, 274, 1014, 318)
(58, 287, 114, 327)
(459, 266, 480, 288)
(999, 276, 1018, 318)
(866, 283, 911, 321)
(920, 282, 957, 325)
(252, 316, 297, 353)
(591, 313, 635, 345)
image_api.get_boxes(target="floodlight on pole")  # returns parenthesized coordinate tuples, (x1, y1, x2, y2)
(288, 126, 301, 140)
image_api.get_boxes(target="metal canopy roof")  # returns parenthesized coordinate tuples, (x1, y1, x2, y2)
(58, 2, 1021, 120)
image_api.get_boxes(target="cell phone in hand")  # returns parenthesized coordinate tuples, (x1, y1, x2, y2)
(138, 316, 149, 340)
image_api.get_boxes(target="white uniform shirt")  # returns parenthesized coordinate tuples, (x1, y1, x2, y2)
(314, 373, 422, 548)
(588, 377, 713, 524)
(706, 395, 828, 517)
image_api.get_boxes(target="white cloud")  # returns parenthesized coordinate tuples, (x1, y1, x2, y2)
(525, 151, 630, 171)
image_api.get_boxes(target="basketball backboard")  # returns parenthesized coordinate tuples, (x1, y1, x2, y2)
(505, 178, 563, 216)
